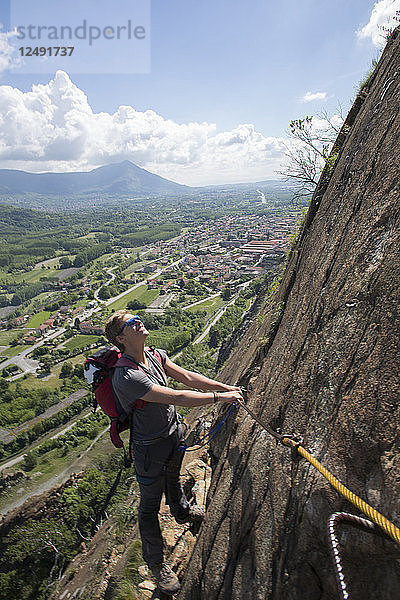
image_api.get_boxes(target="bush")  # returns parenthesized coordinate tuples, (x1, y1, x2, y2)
(22, 450, 38, 471)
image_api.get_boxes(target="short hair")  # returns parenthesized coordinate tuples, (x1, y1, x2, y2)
(104, 309, 131, 351)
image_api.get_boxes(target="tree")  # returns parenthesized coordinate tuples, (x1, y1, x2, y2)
(73, 364, 84, 379)
(97, 286, 111, 300)
(40, 357, 52, 374)
(127, 299, 146, 310)
(22, 450, 38, 471)
(208, 327, 221, 348)
(60, 362, 73, 378)
(59, 256, 72, 269)
(278, 112, 343, 201)
(11, 293, 22, 306)
(221, 287, 232, 301)
(5, 518, 76, 598)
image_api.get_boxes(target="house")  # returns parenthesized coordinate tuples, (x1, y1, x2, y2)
(36, 323, 50, 336)
(79, 321, 104, 335)
(13, 316, 28, 327)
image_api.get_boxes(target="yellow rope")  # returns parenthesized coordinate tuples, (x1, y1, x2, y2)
(282, 437, 400, 546)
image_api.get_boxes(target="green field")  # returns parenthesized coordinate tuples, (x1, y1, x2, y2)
(23, 292, 55, 314)
(0, 329, 21, 346)
(186, 296, 224, 316)
(7, 267, 62, 285)
(26, 311, 51, 328)
(8, 372, 61, 392)
(147, 326, 181, 349)
(50, 352, 88, 379)
(107, 285, 160, 311)
(0, 344, 29, 358)
(124, 261, 147, 275)
(64, 334, 98, 351)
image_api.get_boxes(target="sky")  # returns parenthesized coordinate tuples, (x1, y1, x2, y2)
(0, 0, 399, 186)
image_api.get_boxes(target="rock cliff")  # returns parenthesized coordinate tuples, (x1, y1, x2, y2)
(179, 28, 400, 600)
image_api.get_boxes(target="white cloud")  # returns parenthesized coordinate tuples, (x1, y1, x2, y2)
(302, 91, 327, 102)
(0, 71, 287, 185)
(0, 26, 21, 75)
(357, 0, 400, 47)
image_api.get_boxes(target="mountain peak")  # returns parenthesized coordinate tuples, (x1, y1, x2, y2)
(0, 161, 190, 206)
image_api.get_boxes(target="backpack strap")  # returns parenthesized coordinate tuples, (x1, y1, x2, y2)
(147, 346, 166, 368)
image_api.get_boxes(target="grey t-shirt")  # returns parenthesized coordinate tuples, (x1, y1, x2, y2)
(111, 348, 178, 442)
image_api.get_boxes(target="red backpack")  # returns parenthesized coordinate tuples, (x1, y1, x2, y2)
(84, 346, 165, 449)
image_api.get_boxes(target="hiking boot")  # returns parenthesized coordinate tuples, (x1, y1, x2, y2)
(175, 504, 205, 525)
(150, 562, 181, 595)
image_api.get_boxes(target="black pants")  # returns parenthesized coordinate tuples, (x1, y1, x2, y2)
(132, 426, 190, 566)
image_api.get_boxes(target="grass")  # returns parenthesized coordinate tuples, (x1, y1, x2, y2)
(107, 285, 160, 311)
(23, 292, 55, 313)
(76, 232, 98, 240)
(0, 344, 29, 358)
(114, 540, 143, 600)
(9, 372, 61, 392)
(6, 267, 62, 285)
(64, 334, 97, 351)
(26, 311, 51, 328)
(0, 329, 21, 346)
(187, 296, 224, 316)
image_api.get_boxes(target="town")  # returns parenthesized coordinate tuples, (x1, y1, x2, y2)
(0, 200, 303, 515)
(0, 211, 297, 360)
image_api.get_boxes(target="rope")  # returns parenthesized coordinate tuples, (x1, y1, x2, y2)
(282, 437, 400, 546)
(327, 512, 378, 600)
(236, 398, 400, 546)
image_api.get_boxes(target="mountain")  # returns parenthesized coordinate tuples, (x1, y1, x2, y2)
(0, 160, 191, 198)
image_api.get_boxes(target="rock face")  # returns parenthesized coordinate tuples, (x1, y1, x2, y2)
(179, 29, 400, 600)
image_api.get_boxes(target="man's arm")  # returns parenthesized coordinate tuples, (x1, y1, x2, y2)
(163, 356, 240, 392)
(142, 383, 242, 407)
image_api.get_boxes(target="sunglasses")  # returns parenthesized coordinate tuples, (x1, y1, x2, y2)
(117, 315, 142, 336)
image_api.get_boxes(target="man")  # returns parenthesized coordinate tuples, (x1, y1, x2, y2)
(104, 309, 242, 595)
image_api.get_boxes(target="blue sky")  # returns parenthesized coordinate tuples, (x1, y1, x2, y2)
(0, 0, 398, 185)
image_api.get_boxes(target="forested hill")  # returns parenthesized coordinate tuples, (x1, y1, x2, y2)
(0, 160, 190, 208)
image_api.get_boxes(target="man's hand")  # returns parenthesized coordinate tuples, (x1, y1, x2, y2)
(216, 390, 244, 404)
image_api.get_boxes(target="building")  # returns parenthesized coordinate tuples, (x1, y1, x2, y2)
(79, 321, 104, 335)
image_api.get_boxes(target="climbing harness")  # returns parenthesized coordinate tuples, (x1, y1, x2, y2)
(234, 396, 400, 598)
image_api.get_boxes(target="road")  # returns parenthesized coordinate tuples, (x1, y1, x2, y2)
(194, 296, 238, 344)
(0, 426, 109, 515)
(0, 327, 66, 373)
(93, 256, 183, 311)
(94, 265, 117, 300)
(1, 256, 184, 380)
(182, 292, 221, 310)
